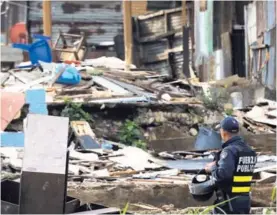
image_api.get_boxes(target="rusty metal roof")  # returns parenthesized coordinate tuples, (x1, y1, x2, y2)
(27, 1, 123, 45)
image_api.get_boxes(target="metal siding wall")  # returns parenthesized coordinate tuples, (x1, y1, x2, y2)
(266, 27, 276, 89)
(207, 0, 213, 54)
(244, 5, 249, 78)
(194, 0, 200, 66)
(267, 0, 276, 30)
(199, 12, 208, 57)
(214, 49, 224, 80)
(194, 0, 215, 81)
(28, 1, 123, 45)
(194, 0, 213, 61)
(256, 0, 266, 38)
(1, 1, 27, 43)
(246, 2, 257, 45)
(245, 0, 276, 90)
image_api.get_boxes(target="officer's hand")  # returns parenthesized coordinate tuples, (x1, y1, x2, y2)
(204, 161, 216, 173)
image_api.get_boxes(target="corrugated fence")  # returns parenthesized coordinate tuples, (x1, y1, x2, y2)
(27, 1, 123, 45)
(134, 7, 192, 78)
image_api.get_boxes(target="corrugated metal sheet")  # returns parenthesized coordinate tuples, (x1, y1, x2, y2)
(135, 7, 186, 77)
(172, 34, 183, 49)
(168, 10, 182, 31)
(141, 40, 168, 62)
(170, 51, 183, 78)
(137, 8, 182, 38)
(1, 1, 27, 32)
(244, 1, 276, 89)
(248, 31, 276, 89)
(1, 1, 27, 43)
(264, 28, 276, 89)
(143, 60, 171, 76)
(28, 1, 123, 45)
(138, 16, 165, 38)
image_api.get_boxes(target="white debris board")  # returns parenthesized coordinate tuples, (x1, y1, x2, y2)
(22, 114, 69, 174)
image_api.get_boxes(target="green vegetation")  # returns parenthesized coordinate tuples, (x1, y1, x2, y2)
(120, 202, 129, 215)
(200, 88, 229, 111)
(224, 108, 234, 116)
(61, 99, 92, 122)
(119, 120, 147, 150)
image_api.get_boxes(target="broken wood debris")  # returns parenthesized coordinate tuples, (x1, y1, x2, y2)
(233, 99, 277, 134)
(1, 55, 202, 105)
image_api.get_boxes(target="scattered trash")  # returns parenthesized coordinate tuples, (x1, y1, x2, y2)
(0, 10, 275, 213)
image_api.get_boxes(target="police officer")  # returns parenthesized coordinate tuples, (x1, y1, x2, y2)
(205, 116, 257, 214)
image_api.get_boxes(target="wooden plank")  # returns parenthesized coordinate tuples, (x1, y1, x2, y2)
(123, 0, 133, 71)
(182, 0, 187, 26)
(221, 32, 233, 77)
(20, 114, 69, 214)
(42, 0, 52, 37)
(148, 133, 276, 153)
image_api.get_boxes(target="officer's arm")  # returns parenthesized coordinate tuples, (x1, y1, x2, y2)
(210, 148, 236, 185)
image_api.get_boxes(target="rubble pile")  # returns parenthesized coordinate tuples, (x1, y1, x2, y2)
(1, 42, 276, 213)
(1, 56, 200, 105)
(237, 99, 276, 134)
(2, 132, 277, 183)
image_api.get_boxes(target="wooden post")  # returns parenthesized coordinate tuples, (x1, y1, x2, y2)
(43, 0, 52, 37)
(182, 0, 193, 82)
(123, 0, 133, 71)
(182, 0, 187, 27)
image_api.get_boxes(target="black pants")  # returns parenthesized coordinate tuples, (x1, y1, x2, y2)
(212, 195, 251, 214)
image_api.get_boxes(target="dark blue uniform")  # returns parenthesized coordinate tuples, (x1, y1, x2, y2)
(210, 136, 257, 214)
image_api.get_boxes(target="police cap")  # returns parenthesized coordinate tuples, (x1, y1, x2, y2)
(220, 116, 239, 133)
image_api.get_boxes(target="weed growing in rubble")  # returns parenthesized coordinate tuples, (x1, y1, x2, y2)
(120, 202, 129, 215)
(119, 120, 147, 150)
(61, 99, 92, 122)
(224, 108, 234, 116)
(263, 186, 277, 214)
(200, 88, 228, 111)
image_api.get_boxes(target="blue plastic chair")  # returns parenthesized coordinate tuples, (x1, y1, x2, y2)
(12, 34, 52, 68)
